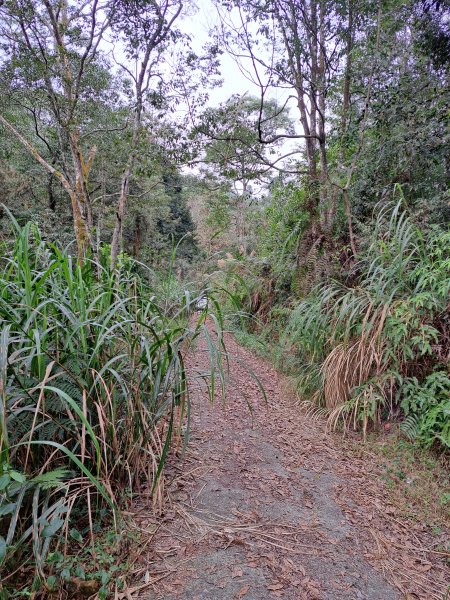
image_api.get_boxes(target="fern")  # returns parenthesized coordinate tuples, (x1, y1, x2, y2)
(400, 414, 420, 441)
(32, 468, 71, 490)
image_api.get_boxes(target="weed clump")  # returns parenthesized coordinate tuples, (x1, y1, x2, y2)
(0, 217, 224, 596)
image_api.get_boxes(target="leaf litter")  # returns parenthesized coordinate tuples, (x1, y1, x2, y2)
(125, 328, 449, 599)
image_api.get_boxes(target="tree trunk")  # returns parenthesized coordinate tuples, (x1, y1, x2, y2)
(70, 190, 91, 260)
(0, 114, 91, 262)
(133, 214, 143, 258)
(110, 158, 133, 269)
(48, 174, 56, 211)
(67, 130, 98, 262)
(110, 53, 149, 270)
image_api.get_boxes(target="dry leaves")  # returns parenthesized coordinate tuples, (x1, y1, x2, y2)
(267, 582, 284, 591)
(235, 585, 250, 599)
(231, 566, 244, 578)
(129, 327, 449, 600)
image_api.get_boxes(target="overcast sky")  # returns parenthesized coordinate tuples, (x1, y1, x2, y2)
(181, 0, 258, 106)
(178, 0, 301, 170)
(181, 0, 294, 111)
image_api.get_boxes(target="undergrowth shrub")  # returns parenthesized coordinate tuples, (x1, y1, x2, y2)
(257, 182, 309, 284)
(400, 372, 450, 448)
(210, 183, 313, 342)
(0, 216, 224, 596)
(286, 203, 449, 445)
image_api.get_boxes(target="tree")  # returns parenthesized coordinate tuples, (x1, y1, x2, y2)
(215, 0, 348, 209)
(344, 0, 450, 226)
(415, 0, 450, 70)
(0, 0, 204, 268)
(0, 0, 113, 261)
(159, 166, 197, 261)
(193, 94, 294, 249)
(213, 0, 379, 280)
(196, 95, 295, 189)
(108, 0, 185, 269)
(182, 174, 234, 256)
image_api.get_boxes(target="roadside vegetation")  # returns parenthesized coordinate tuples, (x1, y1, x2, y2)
(0, 215, 223, 597)
(220, 200, 449, 449)
(0, 0, 449, 596)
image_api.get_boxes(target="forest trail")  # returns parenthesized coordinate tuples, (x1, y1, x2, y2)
(133, 331, 449, 600)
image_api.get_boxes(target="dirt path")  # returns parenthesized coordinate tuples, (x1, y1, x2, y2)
(132, 332, 449, 600)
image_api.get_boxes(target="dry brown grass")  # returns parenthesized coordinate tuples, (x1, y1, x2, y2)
(321, 304, 391, 437)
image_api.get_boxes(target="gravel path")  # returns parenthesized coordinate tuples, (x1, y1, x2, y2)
(131, 330, 449, 600)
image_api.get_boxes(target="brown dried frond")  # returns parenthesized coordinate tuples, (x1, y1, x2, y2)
(322, 304, 389, 411)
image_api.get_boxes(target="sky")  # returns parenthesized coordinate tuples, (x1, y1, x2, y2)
(180, 0, 297, 117)
(178, 0, 302, 172)
(180, 0, 261, 107)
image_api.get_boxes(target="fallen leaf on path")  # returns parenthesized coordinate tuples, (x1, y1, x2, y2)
(416, 563, 432, 572)
(267, 583, 284, 591)
(235, 585, 250, 598)
(232, 566, 244, 578)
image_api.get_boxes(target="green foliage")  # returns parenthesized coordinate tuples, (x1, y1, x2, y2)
(0, 216, 224, 596)
(219, 198, 449, 441)
(204, 187, 233, 235)
(257, 182, 310, 283)
(44, 529, 130, 600)
(347, 18, 450, 226)
(285, 202, 449, 443)
(214, 181, 313, 330)
(159, 168, 198, 262)
(400, 372, 450, 448)
(197, 95, 294, 186)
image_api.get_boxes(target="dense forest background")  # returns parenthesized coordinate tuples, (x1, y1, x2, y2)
(0, 0, 449, 596)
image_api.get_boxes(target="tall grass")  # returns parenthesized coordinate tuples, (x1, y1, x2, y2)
(0, 215, 224, 595)
(286, 203, 449, 441)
